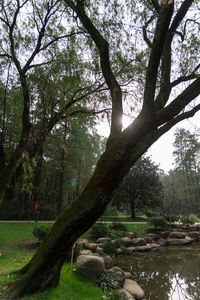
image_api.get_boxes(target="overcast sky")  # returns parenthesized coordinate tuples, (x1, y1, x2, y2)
(97, 110, 200, 173)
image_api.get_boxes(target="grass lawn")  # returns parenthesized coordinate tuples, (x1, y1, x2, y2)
(0, 221, 152, 299)
(0, 223, 116, 299)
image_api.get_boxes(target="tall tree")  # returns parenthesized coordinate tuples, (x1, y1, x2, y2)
(5, 0, 200, 297)
(113, 156, 163, 218)
(172, 128, 200, 213)
(0, 0, 106, 203)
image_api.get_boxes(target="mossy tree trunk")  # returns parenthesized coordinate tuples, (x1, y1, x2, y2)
(10, 117, 159, 298)
(10, 0, 200, 298)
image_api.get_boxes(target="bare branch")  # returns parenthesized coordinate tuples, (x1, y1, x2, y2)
(156, 77, 200, 126)
(170, 0, 194, 34)
(171, 63, 200, 87)
(142, 16, 156, 48)
(157, 103, 200, 137)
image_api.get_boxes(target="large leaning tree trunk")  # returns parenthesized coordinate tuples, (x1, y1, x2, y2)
(10, 0, 200, 298)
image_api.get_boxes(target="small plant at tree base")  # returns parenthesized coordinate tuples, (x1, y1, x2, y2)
(181, 216, 196, 226)
(150, 217, 168, 230)
(32, 224, 52, 242)
(98, 274, 119, 291)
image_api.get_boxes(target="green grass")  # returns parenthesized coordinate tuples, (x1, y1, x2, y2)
(18, 264, 109, 300)
(0, 223, 116, 299)
(98, 215, 149, 222)
(125, 223, 152, 238)
(0, 221, 152, 299)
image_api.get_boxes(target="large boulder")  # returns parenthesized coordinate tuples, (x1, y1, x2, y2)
(87, 242, 97, 252)
(76, 255, 105, 279)
(169, 232, 187, 239)
(121, 237, 132, 247)
(103, 255, 113, 269)
(135, 245, 152, 252)
(77, 239, 89, 249)
(160, 231, 170, 239)
(124, 232, 136, 239)
(123, 279, 145, 299)
(167, 237, 193, 245)
(97, 237, 110, 244)
(80, 249, 93, 255)
(145, 236, 154, 244)
(132, 238, 146, 246)
(124, 272, 133, 279)
(126, 246, 137, 254)
(188, 231, 200, 240)
(118, 289, 135, 300)
(106, 266, 126, 287)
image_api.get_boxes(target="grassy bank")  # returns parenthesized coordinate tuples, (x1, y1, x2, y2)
(0, 221, 151, 299)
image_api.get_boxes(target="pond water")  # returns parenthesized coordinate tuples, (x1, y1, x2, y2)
(115, 243, 200, 300)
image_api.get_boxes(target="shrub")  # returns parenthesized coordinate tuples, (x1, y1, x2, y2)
(32, 223, 52, 241)
(107, 231, 123, 240)
(181, 216, 196, 225)
(97, 274, 119, 291)
(146, 210, 156, 218)
(150, 217, 168, 230)
(109, 223, 127, 233)
(102, 238, 122, 255)
(90, 223, 109, 239)
(164, 214, 179, 223)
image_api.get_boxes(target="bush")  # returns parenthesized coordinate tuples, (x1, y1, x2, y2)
(97, 274, 119, 291)
(181, 216, 196, 225)
(102, 238, 122, 255)
(90, 223, 109, 238)
(164, 214, 179, 223)
(109, 223, 127, 233)
(146, 210, 156, 218)
(150, 217, 168, 230)
(32, 223, 52, 241)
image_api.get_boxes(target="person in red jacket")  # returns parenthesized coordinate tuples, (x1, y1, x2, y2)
(33, 203, 39, 222)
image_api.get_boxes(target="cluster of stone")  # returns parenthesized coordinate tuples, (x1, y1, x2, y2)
(147, 223, 200, 246)
(76, 237, 147, 300)
(75, 224, 200, 299)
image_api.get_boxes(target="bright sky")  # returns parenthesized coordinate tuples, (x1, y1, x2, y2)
(97, 111, 200, 173)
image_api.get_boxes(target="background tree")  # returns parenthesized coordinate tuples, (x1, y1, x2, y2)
(162, 128, 200, 215)
(113, 156, 164, 218)
(3, 0, 200, 297)
(0, 0, 107, 204)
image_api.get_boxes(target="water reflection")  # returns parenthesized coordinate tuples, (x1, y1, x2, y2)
(115, 244, 200, 300)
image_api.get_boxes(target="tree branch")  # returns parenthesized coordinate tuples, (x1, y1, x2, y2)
(170, 0, 194, 34)
(156, 77, 200, 126)
(63, 0, 123, 135)
(142, 16, 155, 48)
(151, 0, 161, 13)
(142, 0, 174, 113)
(171, 63, 200, 87)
